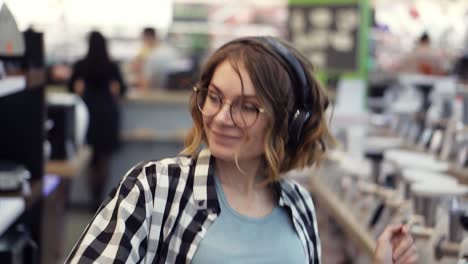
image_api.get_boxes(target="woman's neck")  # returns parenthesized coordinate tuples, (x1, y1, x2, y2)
(215, 157, 277, 218)
(215, 157, 265, 194)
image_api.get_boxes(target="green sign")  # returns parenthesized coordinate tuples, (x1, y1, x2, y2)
(288, 0, 370, 80)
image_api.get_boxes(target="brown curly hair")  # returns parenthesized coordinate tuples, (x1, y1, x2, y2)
(181, 37, 335, 184)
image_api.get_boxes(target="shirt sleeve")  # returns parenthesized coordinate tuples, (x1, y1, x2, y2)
(294, 182, 322, 264)
(66, 162, 156, 264)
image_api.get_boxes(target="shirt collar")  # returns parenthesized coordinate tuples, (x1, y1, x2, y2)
(192, 148, 220, 213)
(191, 148, 294, 213)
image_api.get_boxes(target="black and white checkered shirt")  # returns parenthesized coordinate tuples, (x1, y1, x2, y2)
(66, 149, 321, 264)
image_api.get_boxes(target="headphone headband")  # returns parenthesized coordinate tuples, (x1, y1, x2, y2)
(261, 37, 311, 111)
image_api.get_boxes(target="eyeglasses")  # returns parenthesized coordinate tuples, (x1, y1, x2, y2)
(194, 86, 265, 128)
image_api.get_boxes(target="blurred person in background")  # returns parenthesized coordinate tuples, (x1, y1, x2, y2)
(453, 46, 468, 85)
(47, 63, 72, 84)
(67, 36, 417, 264)
(454, 55, 468, 85)
(68, 30, 127, 211)
(132, 27, 158, 89)
(453, 30, 468, 87)
(141, 31, 190, 90)
(397, 32, 446, 75)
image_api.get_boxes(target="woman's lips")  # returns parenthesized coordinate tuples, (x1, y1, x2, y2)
(210, 130, 241, 141)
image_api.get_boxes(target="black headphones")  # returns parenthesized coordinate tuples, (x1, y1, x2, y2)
(259, 37, 313, 152)
(217, 36, 314, 151)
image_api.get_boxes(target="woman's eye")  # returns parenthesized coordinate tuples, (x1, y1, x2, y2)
(241, 103, 258, 112)
(207, 93, 220, 103)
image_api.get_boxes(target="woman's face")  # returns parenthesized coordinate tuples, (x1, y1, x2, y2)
(202, 60, 268, 162)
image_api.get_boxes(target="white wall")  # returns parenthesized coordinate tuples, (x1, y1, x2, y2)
(2, 0, 173, 63)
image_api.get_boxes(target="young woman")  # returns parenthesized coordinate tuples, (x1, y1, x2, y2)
(67, 36, 417, 264)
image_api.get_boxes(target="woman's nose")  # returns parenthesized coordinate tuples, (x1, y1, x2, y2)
(213, 102, 234, 125)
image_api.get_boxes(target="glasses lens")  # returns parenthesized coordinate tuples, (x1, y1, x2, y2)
(231, 100, 259, 128)
(197, 89, 221, 116)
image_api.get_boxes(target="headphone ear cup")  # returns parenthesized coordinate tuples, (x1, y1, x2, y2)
(288, 109, 311, 151)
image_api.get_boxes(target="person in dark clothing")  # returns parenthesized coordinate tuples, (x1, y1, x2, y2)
(453, 50, 468, 84)
(68, 31, 127, 210)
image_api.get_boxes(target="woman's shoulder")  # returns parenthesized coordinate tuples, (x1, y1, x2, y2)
(123, 155, 194, 183)
(279, 177, 311, 198)
(109, 156, 195, 204)
(279, 178, 316, 211)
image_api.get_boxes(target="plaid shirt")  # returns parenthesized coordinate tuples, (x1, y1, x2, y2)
(67, 149, 321, 264)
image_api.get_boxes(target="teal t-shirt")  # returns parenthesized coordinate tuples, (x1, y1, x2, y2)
(192, 175, 307, 264)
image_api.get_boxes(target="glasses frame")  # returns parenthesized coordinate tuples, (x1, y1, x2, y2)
(193, 86, 265, 128)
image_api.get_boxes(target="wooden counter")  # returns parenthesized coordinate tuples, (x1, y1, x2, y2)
(121, 129, 188, 143)
(125, 90, 191, 105)
(47, 86, 192, 105)
(308, 173, 376, 257)
(45, 146, 92, 178)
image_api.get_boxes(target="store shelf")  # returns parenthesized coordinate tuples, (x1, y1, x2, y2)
(0, 197, 25, 236)
(308, 173, 376, 257)
(45, 146, 92, 178)
(170, 21, 281, 36)
(448, 166, 468, 185)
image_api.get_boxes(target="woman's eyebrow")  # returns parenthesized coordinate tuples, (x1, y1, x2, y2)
(209, 83, 258, 99)
(208, 83, 223, 95)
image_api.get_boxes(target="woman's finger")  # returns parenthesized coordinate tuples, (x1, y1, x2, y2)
(374, 224, 404, 264)
(395, 244, 417, 264)
(378, 224, 403, 243)
(393, 234, 414, 259)
(393, 233, 415, 260)
(391, 231, 404, 248)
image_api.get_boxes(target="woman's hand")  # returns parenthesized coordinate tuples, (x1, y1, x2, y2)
(74, 79, 85, 96)
(110, 80, 121, 97)
(373, 224, 418, 264)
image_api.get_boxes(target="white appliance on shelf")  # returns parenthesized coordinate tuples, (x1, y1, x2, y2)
(0, 197, 25, 236)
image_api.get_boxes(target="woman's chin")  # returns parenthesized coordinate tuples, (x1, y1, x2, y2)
(208, 145, 238, 161)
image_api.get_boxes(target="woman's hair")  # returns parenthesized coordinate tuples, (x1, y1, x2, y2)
(181, 37, 335, 184)
(82, 31, 112, 75)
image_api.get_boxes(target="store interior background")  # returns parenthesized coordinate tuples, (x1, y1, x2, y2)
(1, 0, 468, 263)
